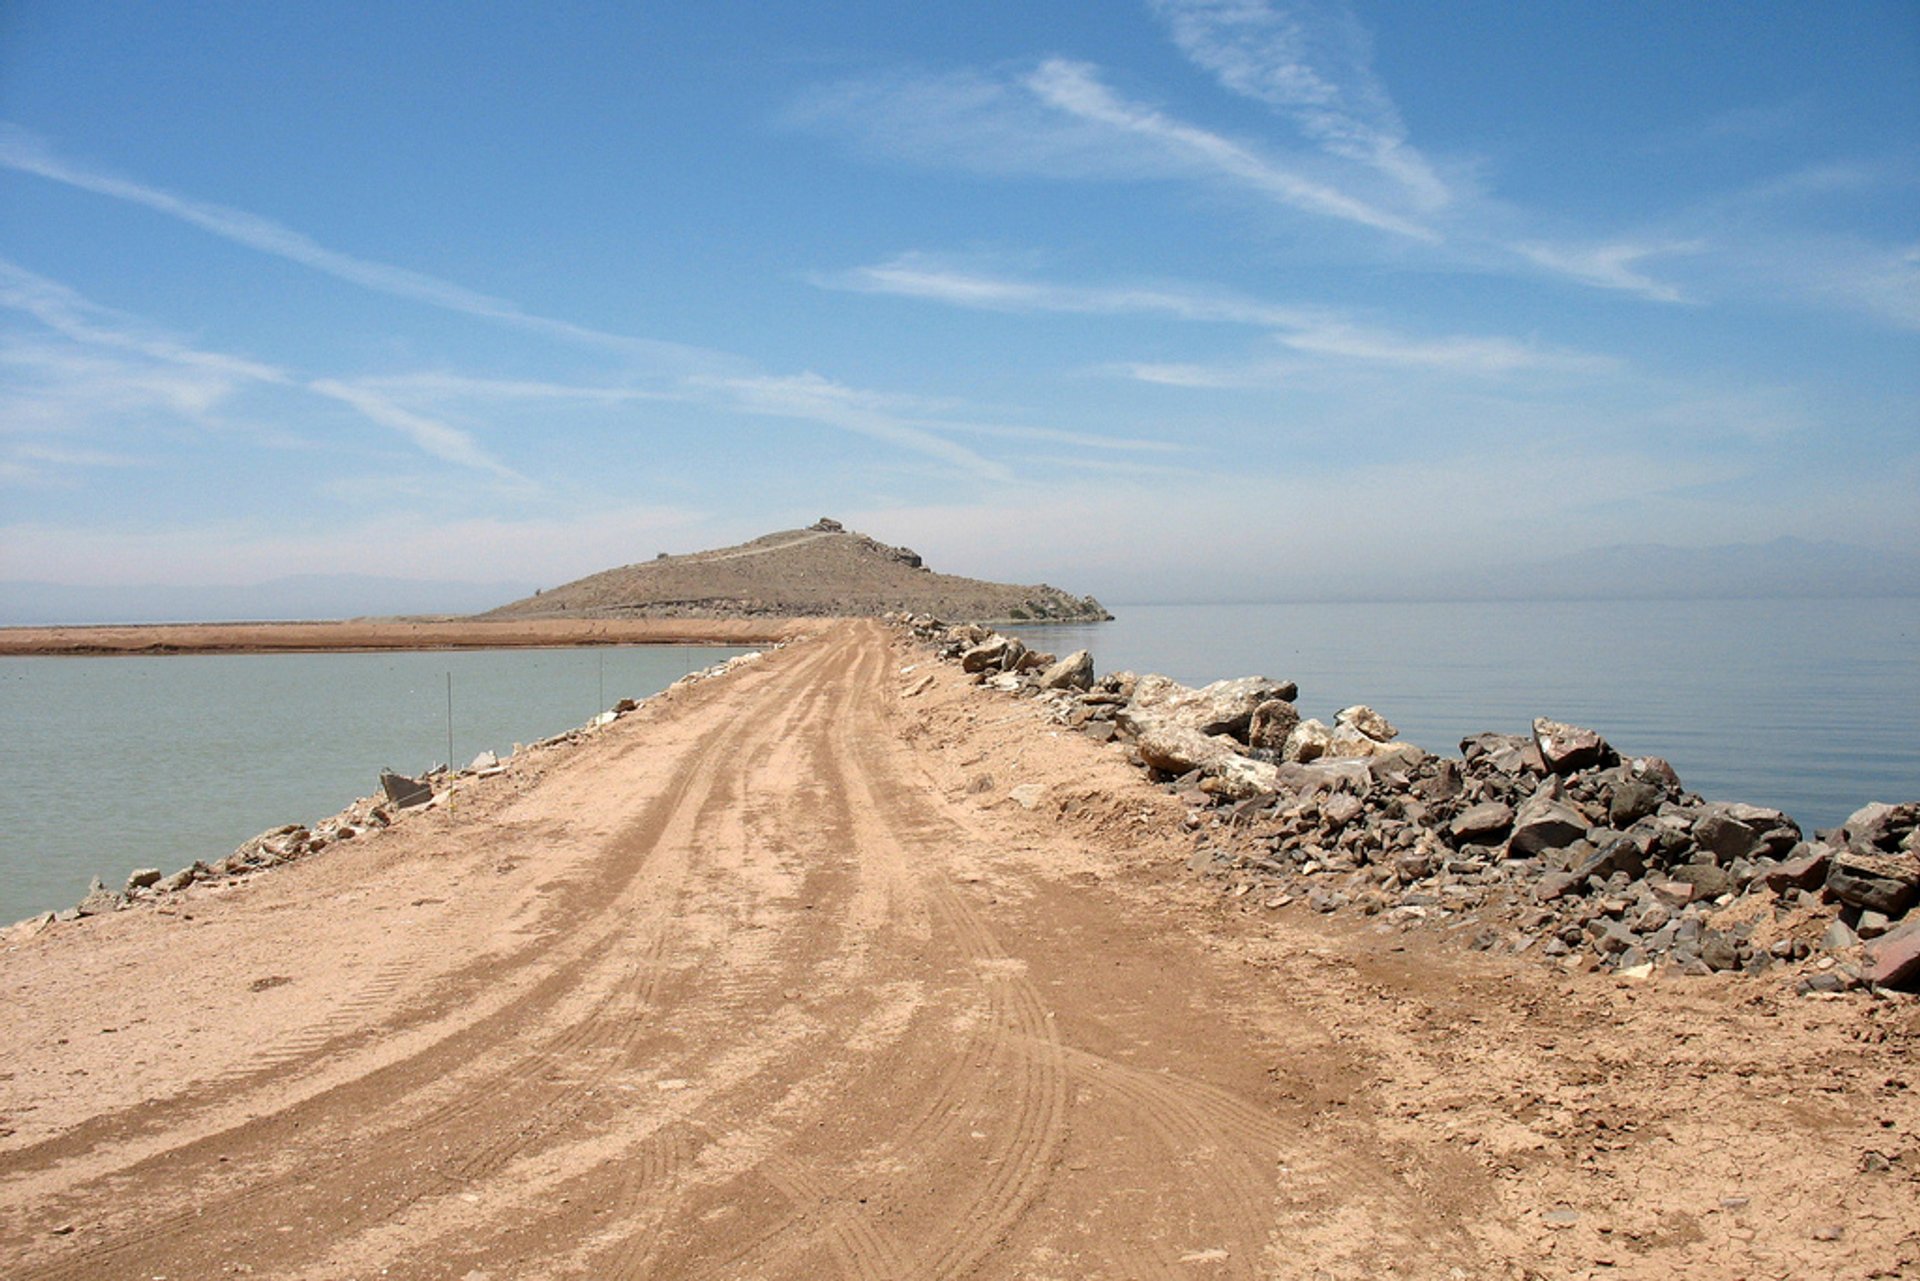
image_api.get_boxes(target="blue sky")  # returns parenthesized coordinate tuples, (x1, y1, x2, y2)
(1, 0, 1915, 602)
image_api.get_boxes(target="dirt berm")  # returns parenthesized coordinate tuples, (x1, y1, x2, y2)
(1, 621, 1913, 1279)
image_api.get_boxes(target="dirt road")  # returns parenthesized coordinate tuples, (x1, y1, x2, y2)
(2, 621, 1914, 1279)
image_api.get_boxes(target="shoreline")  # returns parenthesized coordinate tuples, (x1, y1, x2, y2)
(0, 615, 812, 657)
(2, 618, 1915, 1276)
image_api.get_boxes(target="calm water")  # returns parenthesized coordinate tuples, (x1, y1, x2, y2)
(0, 645, 747, 923)
(1011, 598, 1920, 836)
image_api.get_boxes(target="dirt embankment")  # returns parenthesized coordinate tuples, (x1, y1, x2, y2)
(0, 616, 809, 657)
(1, 620, 1914, 1279)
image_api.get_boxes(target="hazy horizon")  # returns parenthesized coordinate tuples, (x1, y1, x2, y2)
(2, 2, 1914, 597)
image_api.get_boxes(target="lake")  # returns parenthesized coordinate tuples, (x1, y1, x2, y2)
(5, 599, 1916, 927)
(0, 645, 749, 923)
(1010, 597, 1920, 837)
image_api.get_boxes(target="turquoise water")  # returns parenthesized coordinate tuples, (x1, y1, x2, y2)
(0, 645, 748, 923)
(1011, 597, 1920, 835)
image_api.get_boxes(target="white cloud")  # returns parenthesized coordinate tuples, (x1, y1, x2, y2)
(1023, 59, 1437, 241)
(1513, 239, 1703, 304)
(694, 372, 1009, 479)
(0, 260, 524, 477)
(0, 125, 730, 372)
(827, 257, 1614, 375)
(1150, 0, 1450, 210)
(306, 380, 530, 484)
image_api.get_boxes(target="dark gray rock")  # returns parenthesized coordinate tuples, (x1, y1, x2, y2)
(1450, 801, 1514, 842)
(1693, 812, 1763, 864)
(1838, 802, 1920, 855)
(1609, 779, 1665, 828)
(1508, 793, 1592, 858)
(1670, 862, 1734, 900)
(1700, 931, 1740, 972)
(1824, 854, 1918, 916)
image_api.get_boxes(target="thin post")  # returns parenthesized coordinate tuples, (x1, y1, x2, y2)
(446, 671, 454, 768)
(598, 652, 605, 713)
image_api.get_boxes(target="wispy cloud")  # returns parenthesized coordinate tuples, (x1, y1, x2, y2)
(693, 372, 1009, 479)
(1150, 0, 1449, 210)
(1513, 239, 1704, 304)
(0, 259, 525, 478)
(307, 380, 530, 483)
(825, 256, 1613, 375)
(0, 258, 284, 383)
(1023, 59, 1436, 241)
(0, 124, 730, 372)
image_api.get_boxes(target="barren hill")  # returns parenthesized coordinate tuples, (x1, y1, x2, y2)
(479, 519, 1111, 623)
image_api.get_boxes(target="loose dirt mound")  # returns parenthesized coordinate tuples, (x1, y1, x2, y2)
(480, 520, 1110, 622)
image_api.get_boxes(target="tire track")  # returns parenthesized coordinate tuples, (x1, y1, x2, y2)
(5, 640, 844, 1281)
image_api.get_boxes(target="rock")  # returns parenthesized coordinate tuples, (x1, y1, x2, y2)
(1246, 699, 1301, 753)
(1534, 871, 1582, 902)
(1760, 846, 1831, 893)
(1824, 854, 1919, 917)
(1693, 812, 1763, 864)
(998, 638, 1029, 673)
(74, 877, 120, 917)
(1669, 862, 1733, 900)
(1204, 755, 1280, 800)
(157, 867, 197, 893)
(1008, 783, 1047, 810)
(1508, 792, 1592, 858)
(468, 749, 500, 772)
(1321, 793, 1365, 830)
(1014, 647, 1053, 673)
(1451, 801, 1515, 843)
(1574, 834, 1648, 882)
(1838, 801, 1920, 855)
(1135, 721, 1235, 776)
(1635, 756, 1685, 789)
(1532, 718, 1613, 774)
(1323, 724, 1393, 759)
(1335, 705, 1397, 743)
(1282, 719, 1333, 764)
(1130, 675, 1298, 741)
(1700, 931, 1740, 972)
(1865, 918, 1920, 990)
(1395, 850, 1434, 881)
(1037, 650, 1094, 692)
(124, 868, 163, 892)
(1608, 779, 1665, 828)
(380, 770, 433, 809)
(960, 638, 1011, 673)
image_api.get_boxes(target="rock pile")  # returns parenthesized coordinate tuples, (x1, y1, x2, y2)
(898, 614, 1920, 994)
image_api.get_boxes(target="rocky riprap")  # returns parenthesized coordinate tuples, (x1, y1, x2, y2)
(4, 650, 777, 942)
(898, 614, 1920, 995)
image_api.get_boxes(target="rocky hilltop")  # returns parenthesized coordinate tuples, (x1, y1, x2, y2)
(480, 519, 1110, 623)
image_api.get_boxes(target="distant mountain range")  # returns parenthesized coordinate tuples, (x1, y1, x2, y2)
(0, 574, 541, 627)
